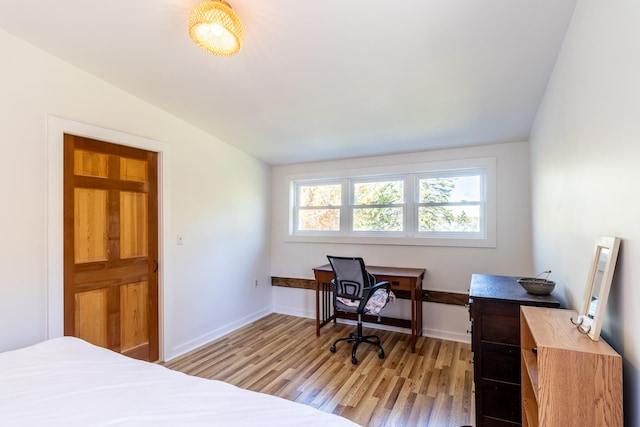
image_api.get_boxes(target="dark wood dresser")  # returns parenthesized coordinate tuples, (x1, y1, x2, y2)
(468, 274, 560, 427)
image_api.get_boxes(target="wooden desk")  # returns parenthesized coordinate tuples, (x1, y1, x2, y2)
(313, 264, 425, 352)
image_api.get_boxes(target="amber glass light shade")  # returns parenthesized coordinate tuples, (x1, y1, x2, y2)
(188, 0, 244, 56)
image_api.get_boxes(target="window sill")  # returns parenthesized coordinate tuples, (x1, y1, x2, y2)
(284, 234, 496, 248)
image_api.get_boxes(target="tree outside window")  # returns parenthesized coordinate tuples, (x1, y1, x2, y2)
(352, 180, 404, 232)
(418, 175, 481, 232)
(296, 183, 341, 231)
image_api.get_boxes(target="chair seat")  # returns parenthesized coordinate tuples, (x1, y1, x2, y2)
(336, 289, 394, 315)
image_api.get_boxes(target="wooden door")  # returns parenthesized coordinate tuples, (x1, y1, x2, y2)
(63, 134, 159, 361)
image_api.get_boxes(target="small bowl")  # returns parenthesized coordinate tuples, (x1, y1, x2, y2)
(518, 277, 556, 296)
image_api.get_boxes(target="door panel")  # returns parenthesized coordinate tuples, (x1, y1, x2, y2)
(120, 157, 147, 182)
(74, 149, 108, 178)
(74, 188, 108, 263)
(121, 281, 149, 353)
(64, 134, 159, 361)
(75, 288, 109, 347)
(120, 191, 148, 259)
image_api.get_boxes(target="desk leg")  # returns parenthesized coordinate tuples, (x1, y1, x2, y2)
(417, 287, 422, 339)
(411, 286, 417, 353)
(315, 279, 320, 337)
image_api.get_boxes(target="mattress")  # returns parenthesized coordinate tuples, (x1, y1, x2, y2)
(0, 337, 359, 426)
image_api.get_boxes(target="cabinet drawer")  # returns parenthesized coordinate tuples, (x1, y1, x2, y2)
(481, 342, 520, 384)
(480, 379, 521, 422)
(378, 276, 412, 291)
(481, 312, 519, 345)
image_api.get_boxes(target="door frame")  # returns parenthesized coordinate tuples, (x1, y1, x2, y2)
(46, 116, 169, 360)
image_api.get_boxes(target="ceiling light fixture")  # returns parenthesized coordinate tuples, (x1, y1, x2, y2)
(188, 0, 244, 57)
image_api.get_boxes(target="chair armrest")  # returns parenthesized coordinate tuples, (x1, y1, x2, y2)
(367, 280, 391, 293)
(358, 281, 391, 312)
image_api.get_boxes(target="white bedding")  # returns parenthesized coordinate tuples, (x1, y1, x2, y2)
(0, 337, 359, 426)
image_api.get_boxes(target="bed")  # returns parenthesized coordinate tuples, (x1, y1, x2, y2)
(0, 337, 359, 426)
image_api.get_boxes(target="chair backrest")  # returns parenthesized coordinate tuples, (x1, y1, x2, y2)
(327, 256, 371, 300)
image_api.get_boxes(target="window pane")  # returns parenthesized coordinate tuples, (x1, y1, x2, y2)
(298, 208, 340, 231)
(420, 175, 480, 203)
(354, 180, 404, 205)
(419, 205, 480, 232)
(353, 207, 403, 231)
(299, 184, 341, 207)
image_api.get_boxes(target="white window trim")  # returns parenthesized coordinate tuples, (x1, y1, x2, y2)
(285, 157, 496, 248)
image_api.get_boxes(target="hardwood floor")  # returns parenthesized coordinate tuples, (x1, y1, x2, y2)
(163, 313, 474, 427)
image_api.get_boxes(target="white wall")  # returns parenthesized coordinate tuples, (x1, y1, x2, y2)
(530, 1, 640, 425)
(271, 141, 533, 342)
(0, 29, 272, 360)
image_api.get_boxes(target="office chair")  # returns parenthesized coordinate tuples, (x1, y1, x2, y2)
(327, 256, 392, 364)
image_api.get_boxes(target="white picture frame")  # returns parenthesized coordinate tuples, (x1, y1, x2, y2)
(571, 236, 621, 341)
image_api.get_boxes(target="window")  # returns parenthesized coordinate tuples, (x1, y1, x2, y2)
(417, 172, 483, 233)
(296, 182, 341, 232)
(287, 158, 495, 247)
(352, 179, 404, 232)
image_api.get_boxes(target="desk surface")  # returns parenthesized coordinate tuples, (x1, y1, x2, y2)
(313, 264, 425, 279)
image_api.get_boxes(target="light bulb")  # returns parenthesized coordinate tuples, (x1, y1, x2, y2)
(209, 23, 224, 37)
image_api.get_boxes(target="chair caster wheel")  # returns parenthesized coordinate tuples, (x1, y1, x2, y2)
(351, 356, 358, 365)
(330, 345, 336, 353)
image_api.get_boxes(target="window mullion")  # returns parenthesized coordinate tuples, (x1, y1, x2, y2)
(405, 174, 415, 236)
(342, 178, 351, 235)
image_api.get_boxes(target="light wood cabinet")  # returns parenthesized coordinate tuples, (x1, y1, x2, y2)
(520, 306, 623, 427)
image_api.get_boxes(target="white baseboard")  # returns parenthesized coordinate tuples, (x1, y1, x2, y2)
(165, 308, 271, 361)
(272, 307, 471, 345)
(272, 305, 315, 319)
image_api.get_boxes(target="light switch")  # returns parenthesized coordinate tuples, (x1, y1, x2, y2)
(177, 234, 184, 245)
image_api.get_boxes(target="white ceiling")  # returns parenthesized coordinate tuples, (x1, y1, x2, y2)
(0, 0, 577, 165)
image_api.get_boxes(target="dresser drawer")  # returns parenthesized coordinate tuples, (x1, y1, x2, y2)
(480, 379, 521, 423)
(481, 342, 520, 384)
(476, 299, 520, 316)
(481, 312, 519, 345)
